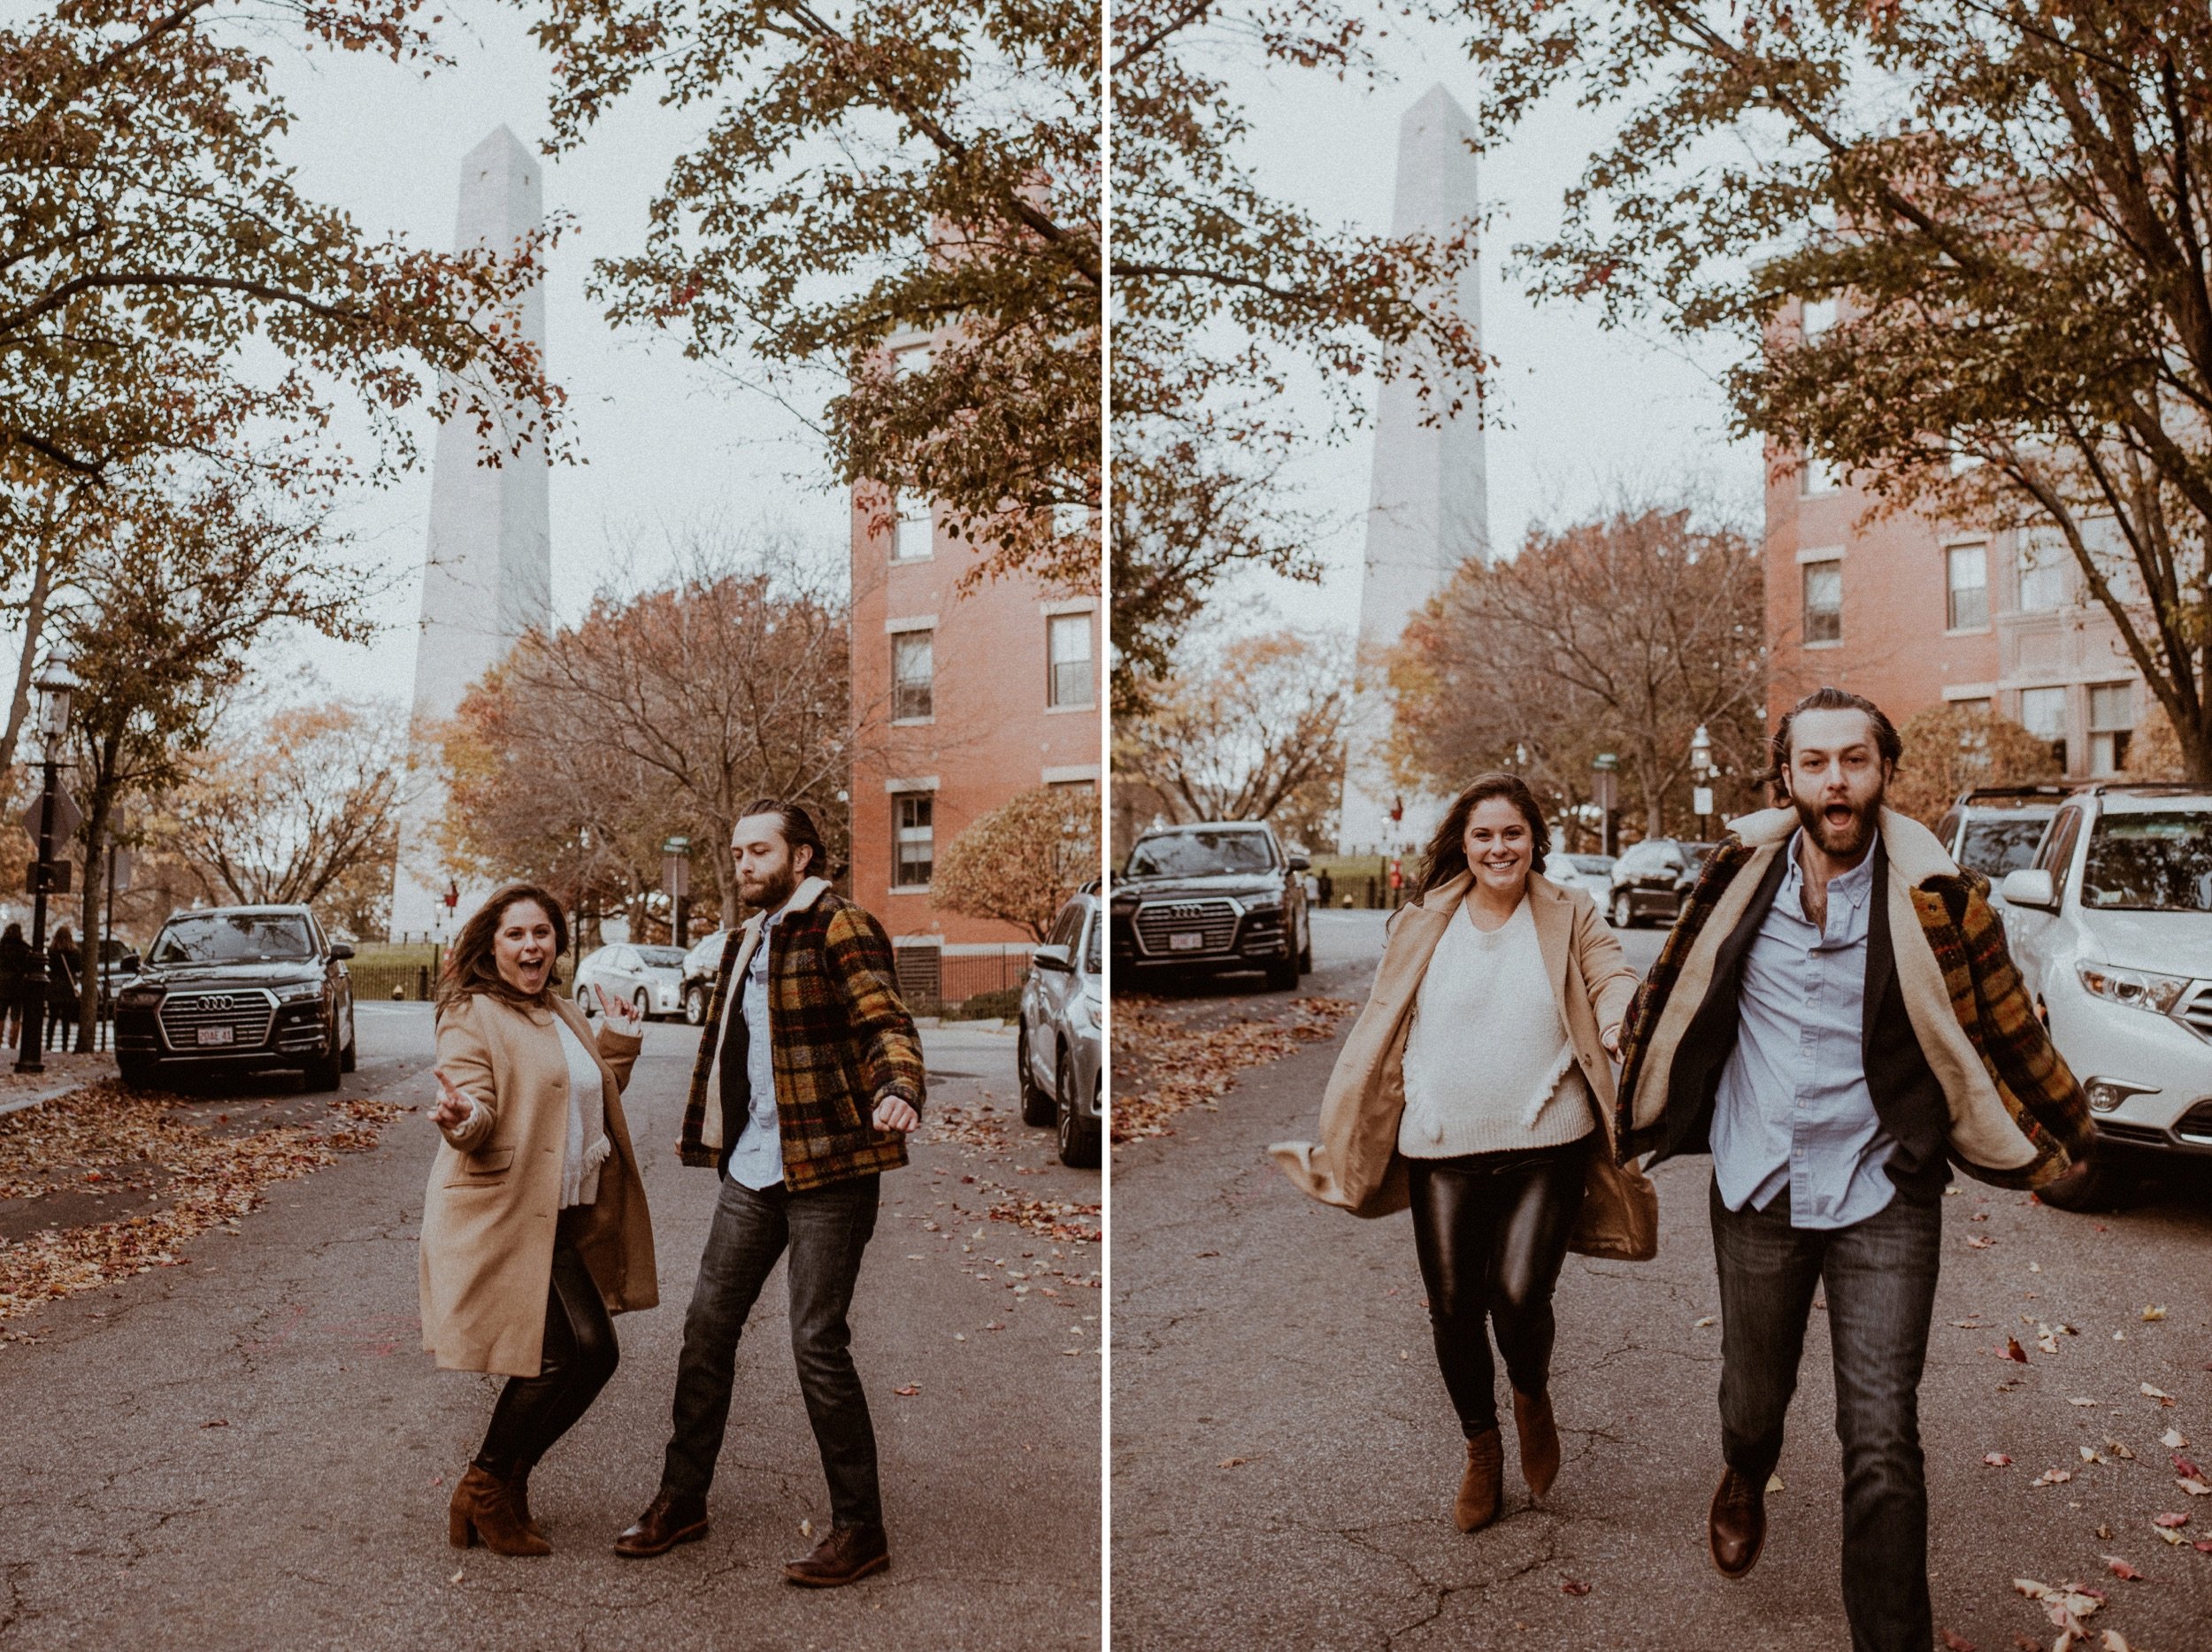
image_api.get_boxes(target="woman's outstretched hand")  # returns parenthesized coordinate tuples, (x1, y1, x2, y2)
(432, 1069, 474, 1132)
(593, 981, 644, 1037)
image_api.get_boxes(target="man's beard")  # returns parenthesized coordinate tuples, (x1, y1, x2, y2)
(742, 866, 800, 911)
(1792, 785, 1882, 860)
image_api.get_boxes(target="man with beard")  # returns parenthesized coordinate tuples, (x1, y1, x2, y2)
(614, 801, 924, 1587)
(1613, 688, 2093, 1652)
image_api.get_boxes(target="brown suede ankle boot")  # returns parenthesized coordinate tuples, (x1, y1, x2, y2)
(511, 1466, 544, 1539)
(1454, 1428, 1505, 1533)
(449, 1464, 551, 1557)
(1512, 1388, 1562, 1500)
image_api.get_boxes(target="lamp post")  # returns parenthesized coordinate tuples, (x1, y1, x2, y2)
(18, 650, 77, 1073)
(1689, 724, 1716, 841)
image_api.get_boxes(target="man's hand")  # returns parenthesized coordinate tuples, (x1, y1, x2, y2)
(872, 1093, 919, 1133)
(432, 1070, 474, 1133)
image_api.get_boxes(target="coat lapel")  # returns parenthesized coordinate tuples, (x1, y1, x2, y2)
(1529, 872, 1572, 1016)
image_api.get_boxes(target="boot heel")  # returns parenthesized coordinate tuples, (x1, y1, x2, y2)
(449, 1510, 475, 1548)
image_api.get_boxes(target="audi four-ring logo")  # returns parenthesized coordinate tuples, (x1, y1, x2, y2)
(196, 995, 236, 1012)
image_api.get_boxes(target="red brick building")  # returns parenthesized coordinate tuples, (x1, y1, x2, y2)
(1765, 305, 2145, 776)
(848, 426, 1101, 1006)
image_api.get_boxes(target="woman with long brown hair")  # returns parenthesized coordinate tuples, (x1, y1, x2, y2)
(419, 883, 658, 1556)
(1275, 773, 1649, 1532)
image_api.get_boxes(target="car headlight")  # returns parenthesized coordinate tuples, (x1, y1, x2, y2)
(118, 986, 162, 1007)
(2075, 962, 2191, 1016)
(1240, 889, 1283, 911)
(274, 981, 325, 1004)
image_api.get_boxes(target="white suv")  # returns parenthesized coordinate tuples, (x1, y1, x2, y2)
(1998, 785, 2212, 1208)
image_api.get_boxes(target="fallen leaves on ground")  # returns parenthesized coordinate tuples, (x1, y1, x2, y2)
(2002, 1337, 2030, 1364)
(0, 1081, 396, 1323)
(1941, 1632, 1975, 1652)
(1110, 995, 1355, 1144)
(2101, 1556, 2144, 1581)
(1985, 1453, 2014, 1467)
(987, 1195, 1102, 1244)
(1558, 1576, 1591, 1596)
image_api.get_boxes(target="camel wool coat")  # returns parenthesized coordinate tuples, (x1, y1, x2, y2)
(419, 991, 658, 1378)
(1271, 871, 1642, 1227)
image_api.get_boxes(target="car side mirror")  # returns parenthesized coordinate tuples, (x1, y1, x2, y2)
(120, 951, 140, 972)
(1999, 869, 2057, 911)
(1286, 854, 1310, 872)
(1032, 944, 1073, 973)
(329, 941, 356, 961)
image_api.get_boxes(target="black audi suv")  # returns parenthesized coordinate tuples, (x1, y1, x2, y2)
(113, 905, 357, 1091)
(1110, 821, 1310, 990)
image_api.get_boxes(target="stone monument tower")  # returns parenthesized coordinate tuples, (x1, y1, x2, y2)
(388, 126, 553, 941)
(1337, 84, 1491, 858)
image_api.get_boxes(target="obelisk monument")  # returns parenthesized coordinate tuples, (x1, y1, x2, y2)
(388, 127, 553, 941)
(1337, 84, 1491, 858)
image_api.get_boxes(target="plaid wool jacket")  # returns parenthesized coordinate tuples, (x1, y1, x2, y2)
(678, 877, 926, 1191)
(1614, 806, 2095, 1192)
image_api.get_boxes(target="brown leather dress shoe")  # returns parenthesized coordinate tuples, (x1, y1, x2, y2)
(1454, 1428, 1505, 1533)
(613, 1490, 710, 1559)
(783, 1523, 890, 1587)
(1709, 1467, 1766, 1579)
(449, 1464, 551, 1558)
(1511, 1389, 1562, 1501)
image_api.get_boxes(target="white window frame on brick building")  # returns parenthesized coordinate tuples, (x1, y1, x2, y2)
(2018, 685, 2068, 772)
(2088, 681, 2135, 776)
(892, 496, 934, 562)
(888, 620, 934, 723)
(1944, 541, 1989, 632)
(2017, 527, 2070, 613)
(1798, 451, 1841, 496)
(887, 783, 936, 891)
(1047, 613, 1094, 710)
(1801, 557, 1843, 645)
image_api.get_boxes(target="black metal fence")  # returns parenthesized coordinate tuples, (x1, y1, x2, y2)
(349, 949, 442, 1003)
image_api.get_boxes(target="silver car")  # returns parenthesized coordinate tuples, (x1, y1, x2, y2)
(680, 928, 733, 1024)
(1018, 887, 1102, 1168)
(573, 942, 688, 1022)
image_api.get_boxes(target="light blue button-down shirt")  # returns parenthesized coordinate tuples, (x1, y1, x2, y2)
(726, 910, 787, 1191)
(1711, 833, 1899, 1230)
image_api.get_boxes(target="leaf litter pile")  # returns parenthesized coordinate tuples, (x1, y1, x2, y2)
(1111, 995, 1355, 1144)
(0, 1080, 400, 1332)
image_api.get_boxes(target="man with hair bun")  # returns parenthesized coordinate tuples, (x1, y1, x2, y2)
(614, 799, 926, 1587)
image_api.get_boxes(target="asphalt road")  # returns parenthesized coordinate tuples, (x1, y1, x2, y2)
(1112, 907, 2212, 1651)
(0, 1006, 1100, 1651)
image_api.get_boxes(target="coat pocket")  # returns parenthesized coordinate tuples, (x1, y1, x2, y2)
(444, 1145, 515, 1187)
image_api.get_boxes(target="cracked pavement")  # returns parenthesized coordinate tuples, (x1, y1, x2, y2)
(0, 1005, 1099, 1650)
(1111, 909, 2212, 1649)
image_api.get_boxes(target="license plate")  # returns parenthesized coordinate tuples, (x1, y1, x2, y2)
(1169, 932, 1205, 951)
(196, 1026, 234, 1046)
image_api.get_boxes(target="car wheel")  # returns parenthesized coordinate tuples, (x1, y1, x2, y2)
(1017, 1024, 1055, 1126)
(2034, 1151, 2131, 1212)
(303, 1018, 342, 1092)
(1056, 1049, 1100, 1169)
(1611, 891, 1635, 929)
(339, 1007, 357, 1072)
(633, 987, 652, 1026)
(685, 983, 708, 1026)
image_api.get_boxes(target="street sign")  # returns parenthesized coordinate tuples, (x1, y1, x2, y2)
(23, 862, 70, 895)
(663, 836, 690, 853)
(1693, 786, 1715, 818)
(19, 787, 81, 846)
(108, 848, 134, 892)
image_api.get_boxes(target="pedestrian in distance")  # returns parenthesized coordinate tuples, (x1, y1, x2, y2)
(1273, 772, 1656, 1533)
(0, 921, 27, 1049)
(614, 800, 926, 1588)
(1614, 687, 2095, 1652)
(420, 883, 658, 1558)
(44, 926, 78, 1053)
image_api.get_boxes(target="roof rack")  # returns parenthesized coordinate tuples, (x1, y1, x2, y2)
(2082, 781, 2210, 796)
(1950, 783, 2087, 805)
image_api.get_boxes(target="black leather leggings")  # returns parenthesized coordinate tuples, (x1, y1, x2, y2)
(1408, 1135, 1591, 1438)
(474, 1216, 619, 1479)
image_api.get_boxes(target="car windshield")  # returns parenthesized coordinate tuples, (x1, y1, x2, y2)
(1960, 815, 2051, 878)
(149, 913, 314, 964)
(634, 947, 686, 969)
(1125, 831, 1274, 877)
(2080, 811, 2212, 913)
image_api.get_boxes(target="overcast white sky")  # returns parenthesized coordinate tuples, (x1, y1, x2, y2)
(250, 2, 852, 709)
(1208, 15, 1765, 639)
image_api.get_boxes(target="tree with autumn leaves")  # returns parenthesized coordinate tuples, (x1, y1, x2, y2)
(932, 786, 1099, 942)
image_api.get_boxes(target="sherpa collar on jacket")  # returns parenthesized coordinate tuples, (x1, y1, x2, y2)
(1615, 804, 2094, 1190)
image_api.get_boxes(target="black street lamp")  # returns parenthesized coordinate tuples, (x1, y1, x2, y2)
(18, 650, 77, 1074)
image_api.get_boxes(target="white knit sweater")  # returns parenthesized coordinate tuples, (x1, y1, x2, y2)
(553, 1014, 613, 1208)
(1396, 896, 1594, 1158)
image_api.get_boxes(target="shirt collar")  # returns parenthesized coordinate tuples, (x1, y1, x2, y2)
(1783, 828, 1877, 909)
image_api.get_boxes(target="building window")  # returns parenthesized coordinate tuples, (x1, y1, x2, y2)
(894, 497, 933, 561)
(892, 793, 933, 887)
(1946, 543, 1988, 630)
(1802, 560, 1842, 643)
(2017, 529, 2068, 613)
(1801, 296, 1839, 337)
(2088, 682, 2134, 775)
(2019, 686, 2068, 772)
(891, 630, 933, 721)
(1048, 612, 1094, 709)
(1798, 452, 1840, 496)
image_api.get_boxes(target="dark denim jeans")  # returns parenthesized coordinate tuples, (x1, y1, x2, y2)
(1709, 1178, 1941, 1652)
(660, 1173, 883, 1529)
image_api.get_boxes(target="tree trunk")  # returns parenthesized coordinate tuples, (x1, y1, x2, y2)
(77, 790, 107, 1051)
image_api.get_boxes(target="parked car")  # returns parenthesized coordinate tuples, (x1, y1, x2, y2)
(572, 942, 688, 1021)
(1110, 821, 1310, 990)
(92, 935, 141, 1017)
(113, 905, 356, 1091)
(1996, 784, 2212, 1209)
(1018, 884, 1102, 1168)
(679, 928, 733, 1024)
(1542, 851, 1617, 901)
(1606, 838, 1715, 928)
(1934, 784, 2078, 894)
